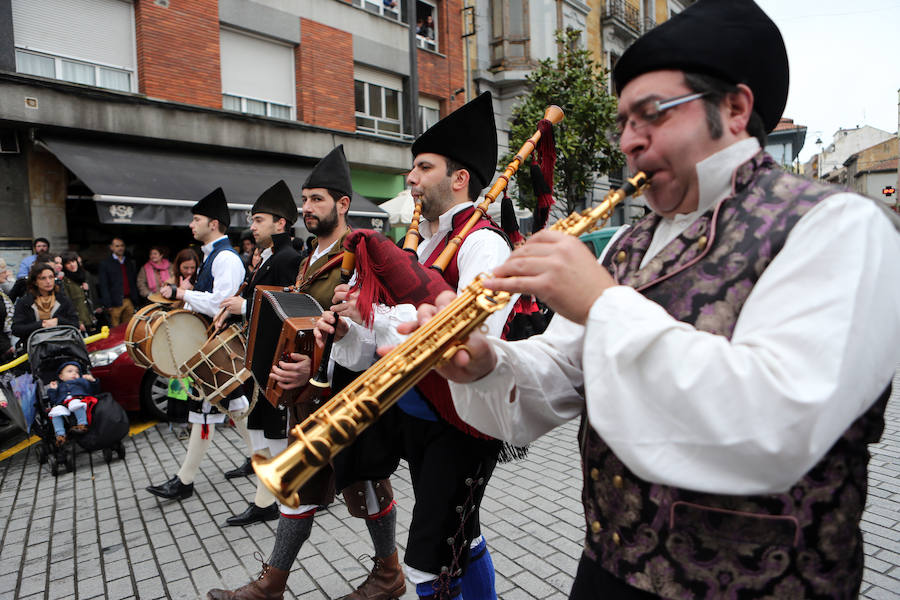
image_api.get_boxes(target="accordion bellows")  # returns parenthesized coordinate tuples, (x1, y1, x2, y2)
(246, 289, 323, 407)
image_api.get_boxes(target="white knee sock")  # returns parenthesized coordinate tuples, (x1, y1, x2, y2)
(177, 422, 215, 484)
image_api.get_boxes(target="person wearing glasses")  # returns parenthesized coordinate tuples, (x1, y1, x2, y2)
(407, 0, 900, 598)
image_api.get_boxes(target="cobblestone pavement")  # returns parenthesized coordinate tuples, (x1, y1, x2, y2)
(1, 379, 898, 599)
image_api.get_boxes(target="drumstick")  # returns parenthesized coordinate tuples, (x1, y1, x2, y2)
(213, 281, 249, 333)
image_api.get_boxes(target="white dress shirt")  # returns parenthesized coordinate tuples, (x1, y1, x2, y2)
(183, 235, 245, 318)
(182, 236, 248, 420)
(332, 202, 514, 370)
(449, 141, 900, 496)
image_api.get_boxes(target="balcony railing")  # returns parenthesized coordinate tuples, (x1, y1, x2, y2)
(601, 0, 641, 34)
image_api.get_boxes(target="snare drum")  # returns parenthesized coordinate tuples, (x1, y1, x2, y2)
(125, 305, 210, 378)
(182, 324, 251, 403)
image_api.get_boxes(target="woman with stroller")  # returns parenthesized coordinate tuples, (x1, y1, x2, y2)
(137, 246, 174, 301)
(12, 263, 79, 344)
(47, 361, 97, 446)
(60, 252, 96, 333)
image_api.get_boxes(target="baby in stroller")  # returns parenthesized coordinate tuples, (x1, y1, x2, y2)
(47, 361, 98, 446)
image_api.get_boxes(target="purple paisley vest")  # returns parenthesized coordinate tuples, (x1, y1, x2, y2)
(583, 152, 890, 599)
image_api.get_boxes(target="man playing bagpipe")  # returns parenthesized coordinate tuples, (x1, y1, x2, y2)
(217, 180, 303, 527)
(318, 92, 515, 600)
(405, 1, 900, 598)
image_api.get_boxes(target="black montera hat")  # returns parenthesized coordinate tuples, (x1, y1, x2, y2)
(411, 91, 497, 188)
(302, 145, 353, 200)
(251, 180, 298, 225)
(612, 0, 788, 133)
(191, 187, 230, 229)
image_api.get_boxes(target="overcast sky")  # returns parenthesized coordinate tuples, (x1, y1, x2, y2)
(754, 0, 899, 162)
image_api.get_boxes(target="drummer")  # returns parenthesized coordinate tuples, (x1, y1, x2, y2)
(146, 187, 252, 501)
(217, 180, 303, 526)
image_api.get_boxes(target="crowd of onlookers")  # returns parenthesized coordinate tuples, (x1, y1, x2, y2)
(0, 234, 317, 366)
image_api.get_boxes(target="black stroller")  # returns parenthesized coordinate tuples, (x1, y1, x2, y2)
(28, 326, 129, 475)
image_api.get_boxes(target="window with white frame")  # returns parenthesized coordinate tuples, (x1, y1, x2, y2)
(415, 1, 438, 52)
(12, 0, 137, 93)
(352, 0, 403, 22)
(354, 66, 408, 140)
(220, 28, 296, 120)
(418, 96, 440, 133)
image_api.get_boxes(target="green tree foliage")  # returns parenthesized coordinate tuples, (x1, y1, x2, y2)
(501, 28, 623, 216)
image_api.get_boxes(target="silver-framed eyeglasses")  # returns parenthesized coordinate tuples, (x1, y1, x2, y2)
(608, 91, 708, 144)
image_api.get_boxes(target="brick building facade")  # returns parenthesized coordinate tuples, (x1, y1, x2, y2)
(0, 0, 465, 268)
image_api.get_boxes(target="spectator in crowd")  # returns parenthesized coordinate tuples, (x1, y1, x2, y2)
(47, 362, 96, 446)
(12, 263, 79, 343)
(78, 253, 104, 323)
(249, 246, 262, 272)
(168, 248, 200, 290)
(0, 259, 14, 294)
(239, 231, 255, 271)
(51, 254, 65, 285)
(137, 246, 174, 301)
(97, 237, 139, 326)
(9, 251, 53, 303)
(423, 14, 435, 39)
(0, 287, 14, 362)
(383, 0, 397, 9)
(61, 252, 96, 333)
(16, 237, 50, 279)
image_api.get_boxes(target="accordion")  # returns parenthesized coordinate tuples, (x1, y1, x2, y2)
(246, 287, 323, 408)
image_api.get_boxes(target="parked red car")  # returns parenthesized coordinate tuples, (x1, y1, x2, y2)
(86, 324, 169, 420)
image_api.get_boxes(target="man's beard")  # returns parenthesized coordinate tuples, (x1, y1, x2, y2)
(305, 204, 339, 237)
(418, 177, 454, 221)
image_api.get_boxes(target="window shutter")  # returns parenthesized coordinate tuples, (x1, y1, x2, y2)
(220, 29, 295, 108)
(12, 0, 135, 71)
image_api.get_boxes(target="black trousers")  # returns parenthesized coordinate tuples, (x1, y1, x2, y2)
(334, 404, 499, 575)
(569, 554, 660, 600)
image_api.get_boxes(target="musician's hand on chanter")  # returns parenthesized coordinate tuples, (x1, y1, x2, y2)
(388, 290, 497, 383)
(269, 353, 312, 390)
(483, 230, 617, 325)
(331, 285, 364, 325)
(313, 311, 348, 347)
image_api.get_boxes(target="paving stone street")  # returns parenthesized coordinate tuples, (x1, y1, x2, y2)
(1, 374, 898, 600)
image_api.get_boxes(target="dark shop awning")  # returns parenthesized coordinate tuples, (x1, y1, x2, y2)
(38, 135, 389, 228)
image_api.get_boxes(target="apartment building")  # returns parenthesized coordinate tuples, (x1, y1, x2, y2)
(461, 0, 691, 224)
(0, 0, 464, 265)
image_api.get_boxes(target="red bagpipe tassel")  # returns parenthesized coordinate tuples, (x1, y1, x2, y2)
(530, 117, 557, 232)
(536, 118, 556, 188)
(344, 230, 452, 326)
(344, 230, 492, 440)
